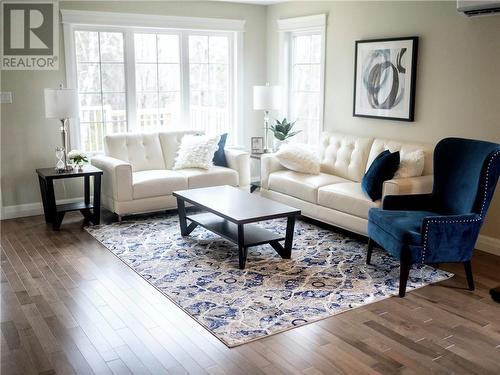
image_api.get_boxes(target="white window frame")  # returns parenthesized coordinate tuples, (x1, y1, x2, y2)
(62, 10, 245, 152)
(277, 14, 326, 145)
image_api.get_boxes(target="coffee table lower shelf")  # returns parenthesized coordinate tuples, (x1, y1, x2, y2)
(186, 213, 285, 247)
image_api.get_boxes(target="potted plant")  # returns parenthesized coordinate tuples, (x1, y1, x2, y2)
(68, 150, 88, 171)
(269, 118, 301, 151)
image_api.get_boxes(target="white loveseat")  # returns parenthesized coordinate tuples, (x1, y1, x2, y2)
(260, 132, 433, 235)
(91, 130, 250, 217)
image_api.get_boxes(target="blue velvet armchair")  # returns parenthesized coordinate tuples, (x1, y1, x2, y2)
(367, 138, 500, 297)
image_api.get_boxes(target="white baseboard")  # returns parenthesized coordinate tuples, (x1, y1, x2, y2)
(1, 197, 84, 220)
(476, 235, 500, 256)
(2, 200, 500, 257)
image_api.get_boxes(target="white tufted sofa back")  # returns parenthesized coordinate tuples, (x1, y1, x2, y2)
(104, 130, 201, 172)
(319, 132, 374, 182)
(367, 138, 433, 175)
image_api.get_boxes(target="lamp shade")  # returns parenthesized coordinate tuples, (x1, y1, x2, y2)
(44, 88, 78, 119)
(253, 85, 281, 110)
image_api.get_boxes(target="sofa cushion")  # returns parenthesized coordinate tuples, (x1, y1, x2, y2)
(367, 138, 433, 176)
(177, 166, 238, 189)
(105, 133, 166, 172)
(132, 170, 187, 200)
(319, 132, 373, 182)
(362, 150, 400, 201)
(318, 182, 380, 219)
(268, 170, 348, 204)
(158, 130, 202, 169)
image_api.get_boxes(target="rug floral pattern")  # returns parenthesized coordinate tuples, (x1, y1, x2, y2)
(86, 214, 453, 347)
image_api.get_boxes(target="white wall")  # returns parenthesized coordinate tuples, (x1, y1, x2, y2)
(266, 1, 500, 239)
(2, 1, 499, 241)
(0, 1, 267, 211)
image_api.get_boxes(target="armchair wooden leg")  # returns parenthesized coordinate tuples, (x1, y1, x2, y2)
(399, 249, 412, 298)
(464, 261, 475, 291)
(366, 238, 374, 265)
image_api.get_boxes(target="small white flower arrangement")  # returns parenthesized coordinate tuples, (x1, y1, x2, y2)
(68, 150, 88, 170)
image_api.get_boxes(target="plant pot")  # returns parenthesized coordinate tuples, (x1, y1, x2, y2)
(273, 139, 287, 152)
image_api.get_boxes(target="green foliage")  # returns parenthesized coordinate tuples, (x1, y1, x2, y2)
(269, 118, 301, 141)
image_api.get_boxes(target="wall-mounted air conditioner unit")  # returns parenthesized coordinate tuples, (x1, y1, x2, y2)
(457, 0, 500, 16)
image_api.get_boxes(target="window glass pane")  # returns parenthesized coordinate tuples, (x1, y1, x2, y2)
(209, 36, 228, 63)
(311, 34, 321, 63)
(209, 64, 228, 92)
(189, 63, 209, 91)
(136, 64, 158, 92)
(135, 34, 157, 63)
(75, 31, 99, 62)
(137, 93, 159, 130)
(100, 32, 124, 62)
(159, 93, 181, 127)
(289, 33, 322, 145)
(189, 35, 208, 63)
(293, 35, 311, 63)
(80, 123, 105, 152)
(188, 35, 231, 136)
(135, 33, 181, 130)
(77, 63, 101, 92)
(103, 93, 127, 124)
(158, 34, 179, 63)
(158, 64, 180, 91)
(75, 30, 126, 152)
(101, 63, 125, 92)
(79, 94, 102, 123)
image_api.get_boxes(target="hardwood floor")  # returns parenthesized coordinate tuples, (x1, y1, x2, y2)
(1, 212, 500, 375)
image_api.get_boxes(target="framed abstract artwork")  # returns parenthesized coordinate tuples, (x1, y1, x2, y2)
(353, 36, 419, 121)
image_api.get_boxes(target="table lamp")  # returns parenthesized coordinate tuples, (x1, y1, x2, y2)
(44, 85, 78, 172)
(253, 83, 281, 153)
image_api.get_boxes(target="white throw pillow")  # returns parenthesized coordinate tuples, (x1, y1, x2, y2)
(275, 144, 320, 175)
(394, 149, 425, 178)
(173, 135, 220, 170)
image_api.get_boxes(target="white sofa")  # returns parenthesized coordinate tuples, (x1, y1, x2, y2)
(260, 132, 434, 235)
(91, 130, 250, 217)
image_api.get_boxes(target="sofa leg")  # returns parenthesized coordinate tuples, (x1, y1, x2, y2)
(366, 238, 374, 265)
(399, 250, 411, 298)
(464, 261, 475, 291)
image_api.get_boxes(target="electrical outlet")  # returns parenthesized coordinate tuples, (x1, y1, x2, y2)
(0, 92, 13, 104)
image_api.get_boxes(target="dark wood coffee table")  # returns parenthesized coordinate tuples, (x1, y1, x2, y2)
(173, 185, 301, 269)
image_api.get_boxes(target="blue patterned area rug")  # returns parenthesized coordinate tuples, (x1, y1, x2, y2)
(86, 214, 453, 347)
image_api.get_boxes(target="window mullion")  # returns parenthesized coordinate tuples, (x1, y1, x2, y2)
(180, 31, 191, 128)
(124, 29, 137, 132)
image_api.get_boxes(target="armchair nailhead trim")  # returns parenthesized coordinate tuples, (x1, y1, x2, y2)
(480, 150, 500, 217)
(421, 150, 499, 264)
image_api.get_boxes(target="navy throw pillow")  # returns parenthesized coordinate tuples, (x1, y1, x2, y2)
(213, 133, 228, 167)
(362, 150, 400, 201)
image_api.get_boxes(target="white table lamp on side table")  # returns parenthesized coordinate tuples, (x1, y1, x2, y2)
(253, 83, 281, 153)
(44, 86, 78, 172)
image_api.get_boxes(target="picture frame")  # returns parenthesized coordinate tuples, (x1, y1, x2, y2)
(251, 137, 264, 154)
(353, 36, 419, 122)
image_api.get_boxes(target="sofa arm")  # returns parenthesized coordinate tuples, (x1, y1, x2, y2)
(91, 155, 133, 202)
(382, 175, 433, 199)
(225, 148, 250, 187)
(261, 153, 285, 189)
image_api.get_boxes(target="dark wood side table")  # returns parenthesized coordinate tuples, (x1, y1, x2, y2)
(36, 165, 103, 231)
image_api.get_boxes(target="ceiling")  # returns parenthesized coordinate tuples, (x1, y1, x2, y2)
(212, 0, 290, 5)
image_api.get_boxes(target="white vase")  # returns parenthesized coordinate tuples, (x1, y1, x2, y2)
(273, 139, 287, 152)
